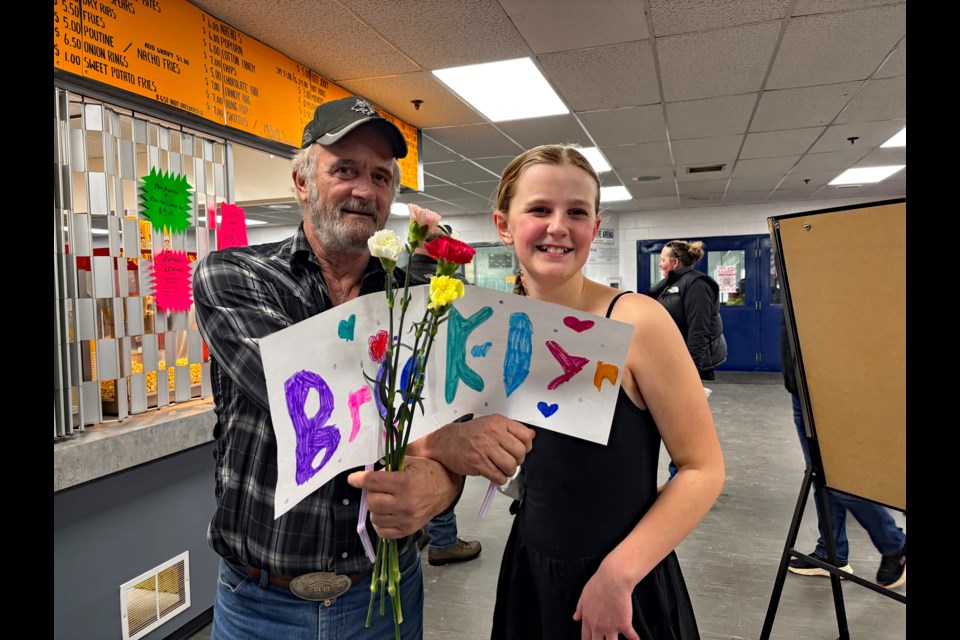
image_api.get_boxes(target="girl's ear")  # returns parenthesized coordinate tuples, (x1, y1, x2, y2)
(592, 216, 602, 239)
(494, 210, 513, 245)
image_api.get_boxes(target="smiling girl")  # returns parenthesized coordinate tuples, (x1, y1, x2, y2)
(490, 145, 725, 640)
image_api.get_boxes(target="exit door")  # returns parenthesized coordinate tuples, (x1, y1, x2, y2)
(637, 235, 782, 372)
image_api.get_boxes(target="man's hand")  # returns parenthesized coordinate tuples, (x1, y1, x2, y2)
(347, 456, 463, 540)
(408, 414, 535, 485)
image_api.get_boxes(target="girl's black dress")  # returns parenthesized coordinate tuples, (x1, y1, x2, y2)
(491, 293, 701, 640)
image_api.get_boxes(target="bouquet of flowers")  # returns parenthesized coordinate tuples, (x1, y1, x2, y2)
(360, 204, 476, 637)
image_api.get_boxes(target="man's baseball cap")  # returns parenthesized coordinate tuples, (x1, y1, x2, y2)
(301, 97, 408, 158)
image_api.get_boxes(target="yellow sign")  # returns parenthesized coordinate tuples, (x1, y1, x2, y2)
(53, 0, 420, 190)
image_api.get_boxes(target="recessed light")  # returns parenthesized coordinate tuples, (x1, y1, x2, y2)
(633, 175, 661, 182)
(600, 186, 631, 203)
(266, 204, 294, 210)
(390, 203, 409, 217)
(829, 165, 904, 185)
(880, 127, 906, 148)
(433, 58, 568, 122)
(579, 147, 611, 173)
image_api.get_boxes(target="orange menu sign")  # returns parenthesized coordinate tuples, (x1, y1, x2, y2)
(53, 0, 420, 190)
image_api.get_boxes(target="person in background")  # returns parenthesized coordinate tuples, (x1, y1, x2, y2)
(780, 312, 906, 588)
(193, 96, 534, 640)
(647, 239, 726, 480)
(408, 224, 483, 566)
(490, 144, 725, 639)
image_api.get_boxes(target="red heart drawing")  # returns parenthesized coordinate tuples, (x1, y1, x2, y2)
(563, 316, 595, 333)
(368, 330, 389, 363)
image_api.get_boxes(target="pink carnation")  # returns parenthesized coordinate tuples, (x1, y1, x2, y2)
(408, 203, 442, 236)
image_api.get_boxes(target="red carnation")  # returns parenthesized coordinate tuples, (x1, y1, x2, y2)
(424, 235, 476, 265)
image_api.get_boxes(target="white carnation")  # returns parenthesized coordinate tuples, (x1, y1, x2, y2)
(368, 229, 403, 262)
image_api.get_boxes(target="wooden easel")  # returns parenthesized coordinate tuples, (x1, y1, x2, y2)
(760, 201, 907, 639)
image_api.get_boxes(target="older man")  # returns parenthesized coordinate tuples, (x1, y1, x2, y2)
(193, 96, 534, 640)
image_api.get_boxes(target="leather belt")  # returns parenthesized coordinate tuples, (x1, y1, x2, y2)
(243, 566, 370, 602)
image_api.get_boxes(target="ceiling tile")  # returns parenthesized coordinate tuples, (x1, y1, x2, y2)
(792, 0, 902, 17)
(766, 4, 906, 89)
(420, 136, 463, 164)
(721, 190, 774, 204)
(792, 149, 868, 173)
(733, 156, 800, 177)
(672, 135, 744, 165)
(425, 124, 525, 158)
(678, 179, 730, 196)
(341, 72, 485, 129)
(424, 160, 500, 184)
(751, 82, 862, 131)
(741, 127, 825, 158)
(627, 180, 679, 198)
(666, 94, 757, 139)
(657, 22, 782, 101)
(497, 115, 590, 149)
(853, 148, 906, 166)
(501, 0, 648, 53)
(777, 170, 838, 188)
(651, 0, 788, 36)
(601, 142, 673, 169)
(875, 41, 906, 78)
(344, 0, 530, 70)
(834, 76, 906, 123)
(728, 175, 785, 191)
(808, 121, 905, 153)
(677, 163, 733, 182)
(474, 156, 516, 175)
(538, 41, 660, 111)
(634, 196, 682, 210)
(577, 105, 667, 146)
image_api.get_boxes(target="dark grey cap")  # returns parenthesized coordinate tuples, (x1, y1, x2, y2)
(301, 97, 408, 158)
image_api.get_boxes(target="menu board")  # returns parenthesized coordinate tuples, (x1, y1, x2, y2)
(53, 0, 420, 190)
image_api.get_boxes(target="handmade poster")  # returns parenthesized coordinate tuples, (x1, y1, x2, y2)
(217, 203, 249, 250)
(139, 168, 193, 234)
(260, 285, 633, 518)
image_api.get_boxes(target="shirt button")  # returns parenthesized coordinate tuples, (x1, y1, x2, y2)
(341, 552, 349, 559)
(342, 498, 350, 505)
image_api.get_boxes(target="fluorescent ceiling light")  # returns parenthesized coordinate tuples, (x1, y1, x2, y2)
(390, 203, 409, 217)
(197, 215, 267, 226)
(433, 58, 568, 122)
(580, 147, 612, 173)
(880, 127, 906, 148)
(600, 186, 632, 202)
(829, 165, 905, 185)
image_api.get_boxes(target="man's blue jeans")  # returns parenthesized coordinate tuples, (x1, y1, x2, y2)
(791, 392, 905, 564)
(426, 509, 457, 549)
(211, 544, 424, 639)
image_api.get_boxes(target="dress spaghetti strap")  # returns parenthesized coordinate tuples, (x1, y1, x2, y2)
(605, 291, 633, 318)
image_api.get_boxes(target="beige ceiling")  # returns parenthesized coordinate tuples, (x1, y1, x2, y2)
(196, 0, 906, 227)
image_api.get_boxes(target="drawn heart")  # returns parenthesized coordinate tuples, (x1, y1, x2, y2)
(470, 341, 493, 357)
(563, 316, 594, 333)
(338, 314, 356, 341)
(368, 330, 389, 363)
(537, 401, 559, 418)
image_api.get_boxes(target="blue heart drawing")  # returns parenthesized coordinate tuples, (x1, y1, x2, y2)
(470, 341, 493, 357)
(537, 401, 559, 418)
(338, 314, 356, 341)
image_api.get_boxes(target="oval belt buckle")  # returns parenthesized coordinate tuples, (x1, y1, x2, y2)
(290, 572, 353, 603)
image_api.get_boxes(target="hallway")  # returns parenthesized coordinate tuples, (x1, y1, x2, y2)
(186, 373, 906, 639)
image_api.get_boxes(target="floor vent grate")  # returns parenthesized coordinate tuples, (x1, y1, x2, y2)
(120, 551, 191, 640)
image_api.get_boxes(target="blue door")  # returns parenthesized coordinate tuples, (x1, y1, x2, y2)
(637, 235, 782, 372)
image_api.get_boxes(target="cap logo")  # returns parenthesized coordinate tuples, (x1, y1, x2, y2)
(351, 99, 377, 117)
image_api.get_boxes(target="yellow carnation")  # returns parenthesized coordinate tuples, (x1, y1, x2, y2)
(427, 275, 464, 311)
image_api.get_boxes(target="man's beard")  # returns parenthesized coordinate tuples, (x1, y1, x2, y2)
(305, 185, 386, 254)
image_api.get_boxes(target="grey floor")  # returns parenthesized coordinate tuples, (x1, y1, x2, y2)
(186, 373, 906, 639)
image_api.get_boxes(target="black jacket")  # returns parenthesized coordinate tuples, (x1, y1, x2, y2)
(648, 266, 727, 378)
